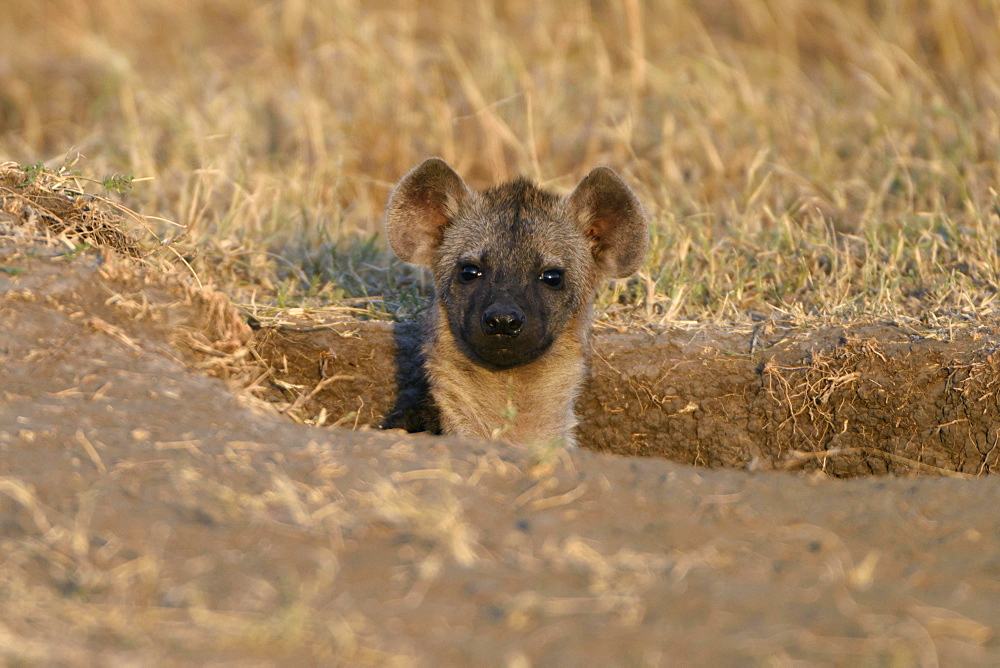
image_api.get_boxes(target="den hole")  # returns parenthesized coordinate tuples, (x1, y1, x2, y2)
(252, 319, 998, 480)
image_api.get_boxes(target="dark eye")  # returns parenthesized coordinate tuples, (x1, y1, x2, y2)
(459, 264, 482, 283)
(539, 269, 563, 289)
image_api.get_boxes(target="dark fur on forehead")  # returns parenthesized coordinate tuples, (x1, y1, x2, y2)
(478, 177, 562, 223)
(440, 176, 595, 286)
(461, 177, 584, 255)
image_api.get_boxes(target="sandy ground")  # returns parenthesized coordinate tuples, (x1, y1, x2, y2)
(2, 243, 999, 665)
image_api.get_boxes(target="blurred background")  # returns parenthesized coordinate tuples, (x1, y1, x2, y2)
(2, 0, 998, 322)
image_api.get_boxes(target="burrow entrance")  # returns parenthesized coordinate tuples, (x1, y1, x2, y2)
(253, 319, 1000, 478)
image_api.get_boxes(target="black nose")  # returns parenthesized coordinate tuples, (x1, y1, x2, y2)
(482, 304, 525, 336)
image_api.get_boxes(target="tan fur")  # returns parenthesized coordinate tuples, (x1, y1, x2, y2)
(423, 302, 591, 446)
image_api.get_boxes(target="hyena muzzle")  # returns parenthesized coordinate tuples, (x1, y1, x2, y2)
(384, 157, 647, 447)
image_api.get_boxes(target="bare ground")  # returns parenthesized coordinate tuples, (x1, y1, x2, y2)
(2, 243, 1000, 665)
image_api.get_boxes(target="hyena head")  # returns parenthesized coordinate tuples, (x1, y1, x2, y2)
(386, 158, 647, 369)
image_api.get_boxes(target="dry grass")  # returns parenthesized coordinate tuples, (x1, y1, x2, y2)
(2, 0, 999, 323)
(3, 7, 1000, 658)
(0, 161, 145, 255)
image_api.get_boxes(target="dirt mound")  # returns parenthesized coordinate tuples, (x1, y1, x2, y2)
(254, 319, 1000, 478)
(1, 241, 998, 663)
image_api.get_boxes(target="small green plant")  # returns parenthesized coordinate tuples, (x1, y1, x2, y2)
(18, 161, 46, 185)
(101, 172, 134, 195)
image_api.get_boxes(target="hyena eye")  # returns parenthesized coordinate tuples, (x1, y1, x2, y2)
(459, 264, 483, 283)
(539, 269, 564, 289)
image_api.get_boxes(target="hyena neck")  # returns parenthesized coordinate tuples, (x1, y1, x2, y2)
(424, 304, 592, 447)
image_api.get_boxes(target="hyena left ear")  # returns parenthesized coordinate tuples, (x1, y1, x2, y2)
(386, 158, 473, 266)
(566, 167, 648, 278)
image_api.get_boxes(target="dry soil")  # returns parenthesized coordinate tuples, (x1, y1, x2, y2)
(2, 242, 999, 665)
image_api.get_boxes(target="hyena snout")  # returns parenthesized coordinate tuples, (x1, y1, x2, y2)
(482, 302, 525, 337)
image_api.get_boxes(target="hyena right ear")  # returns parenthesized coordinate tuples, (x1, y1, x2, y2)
(386, 158, 472, 266)
(566, 167, 649, 279)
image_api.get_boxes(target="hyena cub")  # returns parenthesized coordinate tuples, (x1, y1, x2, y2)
(385, 158, 647, 447)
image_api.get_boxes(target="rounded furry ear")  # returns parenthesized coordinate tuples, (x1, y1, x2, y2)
(386, 158, 472, 266)
(565, 167, 648, 278)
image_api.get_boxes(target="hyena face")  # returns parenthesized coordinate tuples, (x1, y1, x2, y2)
(431, 179, 595, 369)
(386, 158, 647, 374)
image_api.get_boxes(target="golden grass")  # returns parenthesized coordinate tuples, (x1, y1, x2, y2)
(2, 0, 999, 323)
